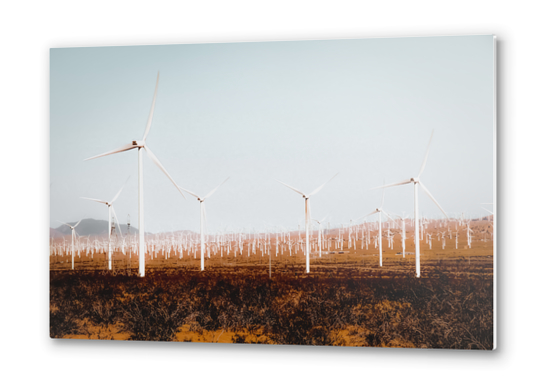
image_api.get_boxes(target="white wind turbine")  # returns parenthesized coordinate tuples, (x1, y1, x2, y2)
(58, 219, 82, 270)
(373, 131, 448, 277)
(84, 73, 185, 277)
(176, 178, 230, 272)
(277, 173, 338, 273)
(80, 178, 129, 270)
(312, 216, 328, 258)
(361, 187, 396, 267)
(395, 213, 409, 258)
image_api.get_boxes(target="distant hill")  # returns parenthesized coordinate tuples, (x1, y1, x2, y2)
(169, 230, 199, 236)
(52, 218, 139, 237)
(50, 228, 65, 238)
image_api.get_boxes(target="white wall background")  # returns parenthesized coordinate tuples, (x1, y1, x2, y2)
(0, 1, 538, 383)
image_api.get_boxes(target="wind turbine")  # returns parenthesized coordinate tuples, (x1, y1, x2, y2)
(361, 186, 396, 267)
(84, 73, 185, 277)
(373, 131, 448, 277)
(80, 178, 129, 270)
(392, 212, 410, 258)
(277, 173, 338, 273)
(312, 216, 328, 258)
(175, 178, 229, 271)
(58, 219, 82, 270)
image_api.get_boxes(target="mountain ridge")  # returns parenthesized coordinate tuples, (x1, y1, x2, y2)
(50, 218, 197, 238)
(52, 218, 139, 237)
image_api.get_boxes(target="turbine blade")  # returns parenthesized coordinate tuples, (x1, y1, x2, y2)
(381, 210, 397, 225)
(362, 210, 379, 219)
(482, 207, 494, 215)
(179, 187, 201, 200)
(144, 145, 186, 199)
(80, 197, 108, 205)
(203, 177, 230, 200)
(276, 180, 305, 196)
(142, 72, 160, 141)
(371, 178, 412, 190)
(308, 173, 339, 197)
(73, 219, 82, 228)
(57, 220, 71, 228)
(111, 176, 130, 204)
(84, 143, 137, 161)
(111, 206, 122, 237)
(306, 199, 312, 226)
(380, 180, 385, 207)
(202, 202, 208, 233)
(419, 182, 449, 219)
(418, 130, 434, 178)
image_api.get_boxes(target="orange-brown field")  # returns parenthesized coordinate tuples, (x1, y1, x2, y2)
(50, 219, 494, 348)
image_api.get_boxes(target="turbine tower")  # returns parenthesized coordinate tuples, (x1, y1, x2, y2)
(127, 214, 131, 260)
(84, 73, 185, 277)
(373, 131, 448, 277)
(277, 173, 338, 273)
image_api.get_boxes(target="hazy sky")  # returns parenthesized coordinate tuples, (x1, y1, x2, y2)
(50, 35, 494, 233)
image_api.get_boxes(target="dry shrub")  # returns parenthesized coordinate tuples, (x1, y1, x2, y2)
(50, 268, 493, 348)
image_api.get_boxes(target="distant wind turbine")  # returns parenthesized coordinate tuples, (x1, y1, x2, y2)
(395, 213, 409, 258)
(312, 216, 328, 258)
(361, 186, 396, 267)
(373, 131, 448, 277)
(277, 173, 338, 273)
(80, 177, 129, 270)
(58, 219, 82, 270)
(176, 178, 230, 271)
(84, 73, 185, 277)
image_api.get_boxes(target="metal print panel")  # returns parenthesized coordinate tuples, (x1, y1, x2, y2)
(50, 35, 496, 349)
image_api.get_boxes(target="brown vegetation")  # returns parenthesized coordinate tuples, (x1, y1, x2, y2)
(50, 260, 493, 349)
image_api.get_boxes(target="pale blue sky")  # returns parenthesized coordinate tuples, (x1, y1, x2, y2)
(50, 35, 494, 232)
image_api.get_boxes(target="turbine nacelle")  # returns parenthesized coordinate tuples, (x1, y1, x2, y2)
(132, 140, 145, 147)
